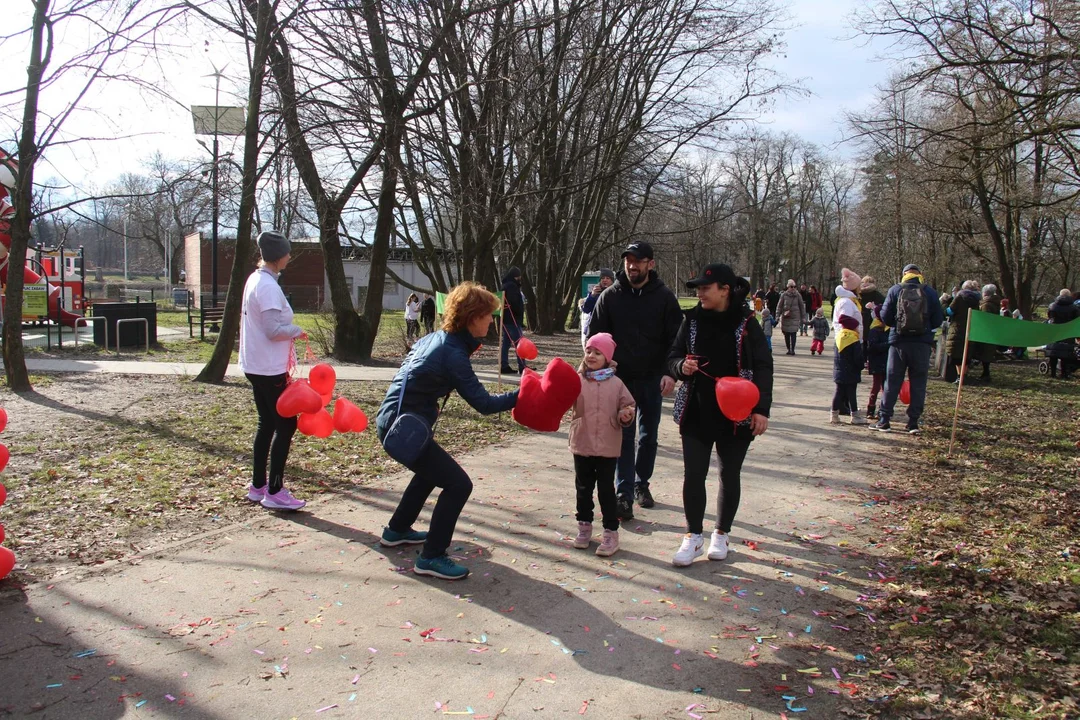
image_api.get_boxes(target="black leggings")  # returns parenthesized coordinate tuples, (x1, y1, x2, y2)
(784, 331, 797, 353)
(832, 382, 858, 412)
(574, 455, 619, 531)
(388, 440, 472, 559)
(682, 432, 753, 535)
(247, 373, 298, 493)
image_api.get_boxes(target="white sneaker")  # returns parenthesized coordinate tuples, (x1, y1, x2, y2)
(672, 533, 704, 567)
(708, 531, 729, 560)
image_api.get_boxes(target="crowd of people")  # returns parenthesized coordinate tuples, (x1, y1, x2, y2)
(238, 229, 1078, 580)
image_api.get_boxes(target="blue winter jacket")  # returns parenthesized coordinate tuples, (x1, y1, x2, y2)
(376, 330, 518, 440)
(879, 280, 944, 345)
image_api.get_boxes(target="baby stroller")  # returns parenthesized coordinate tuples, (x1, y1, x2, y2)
(1039, 339, 1080, 377)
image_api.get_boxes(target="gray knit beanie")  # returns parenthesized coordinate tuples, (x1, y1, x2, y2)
(257, 230, 291, 263)
(599, 267, 615, 281)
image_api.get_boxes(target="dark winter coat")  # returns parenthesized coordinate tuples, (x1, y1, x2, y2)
(833, 336, 865, 385)
(376, 330, 518, 439)
(859, 284, 886, 338)
(944, 289, 981, 361)
(588, 270, 684, 381)
(668, 285, 773, 440)
(865, 322, 890, 375)
(420, 297, 436, 323)
(501, 270, 526, 329)
(1047, 295, 1079, 359)
(880, 279, 945, 345)
(765, 289, 781, 316)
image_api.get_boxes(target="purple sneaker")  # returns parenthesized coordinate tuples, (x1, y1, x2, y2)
(260, 487, 306, 511)
(246, 484, 266, 503)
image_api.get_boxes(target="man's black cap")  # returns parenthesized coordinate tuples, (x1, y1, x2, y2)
(686, 263, 739, 289)
(621, 241, 654, 260)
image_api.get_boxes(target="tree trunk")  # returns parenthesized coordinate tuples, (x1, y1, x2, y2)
(2, 0, 49, 392)
(197, 0, 272, 383)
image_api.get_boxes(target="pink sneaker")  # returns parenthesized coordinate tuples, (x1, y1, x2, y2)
(595, 529, 619, 557)
(573, 522, 593, 549)
(246, 484, 266, 503)
(260, 487, 306, 511)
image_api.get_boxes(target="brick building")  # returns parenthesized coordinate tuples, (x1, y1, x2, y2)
(184, 233, 325, 310)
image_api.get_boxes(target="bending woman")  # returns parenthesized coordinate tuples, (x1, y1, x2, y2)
(668, 263, 773, 566)
(376, 282, 518, 580)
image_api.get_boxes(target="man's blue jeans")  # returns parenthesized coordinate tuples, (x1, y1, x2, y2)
(617, 376, 663, 499)
(500, 321, 524, 372)
(879, 342, 932, 424)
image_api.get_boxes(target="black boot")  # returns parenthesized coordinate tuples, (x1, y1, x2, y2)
(866, 402, 876, 419)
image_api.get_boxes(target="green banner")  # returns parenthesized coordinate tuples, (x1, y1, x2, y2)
(436, 290, 504, 317)
(23, 284, 48, 317)
(968, 311, 1080, 346)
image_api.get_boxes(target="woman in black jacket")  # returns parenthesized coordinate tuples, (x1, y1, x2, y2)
(667, 264, 773, 567)
(376, 282, 519, 580)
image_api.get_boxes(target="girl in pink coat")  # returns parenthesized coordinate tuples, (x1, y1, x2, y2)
(568, 333, 636, 556)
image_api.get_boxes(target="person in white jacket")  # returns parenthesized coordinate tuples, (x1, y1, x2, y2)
(239, 231, 309, 511)
(830, 268, 868, 426)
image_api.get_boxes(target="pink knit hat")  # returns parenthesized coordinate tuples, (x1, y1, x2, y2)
(586, 332, 617, 365)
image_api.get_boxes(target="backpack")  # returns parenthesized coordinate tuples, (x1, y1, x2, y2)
(896, 284, 927, 335)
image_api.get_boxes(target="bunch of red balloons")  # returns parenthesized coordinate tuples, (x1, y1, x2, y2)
(0, 407, 14, 581)
(276, 364, 368, 437)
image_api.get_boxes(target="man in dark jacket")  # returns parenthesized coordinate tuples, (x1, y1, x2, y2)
(872, 263, 945, 434)
(1047, 289, 1079, 379)
(589, 242, 684, 520)
(500, 267, 527, 374)
(765, 284, 781, 317)
(421, 293, 436, 335)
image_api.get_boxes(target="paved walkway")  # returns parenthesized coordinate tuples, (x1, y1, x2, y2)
(2, 351, 896, 719)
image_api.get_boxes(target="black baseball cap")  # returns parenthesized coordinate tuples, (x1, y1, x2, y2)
(621, 242, 654, 260)
(686, 263, 739, 289)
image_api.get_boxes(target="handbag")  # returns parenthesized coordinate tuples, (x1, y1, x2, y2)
(381, 358, 448, 467)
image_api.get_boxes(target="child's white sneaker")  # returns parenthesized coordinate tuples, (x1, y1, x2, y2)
(672, 533, 704, 567)
(708, 531, 729, 560)
(573, 521, 593, 549)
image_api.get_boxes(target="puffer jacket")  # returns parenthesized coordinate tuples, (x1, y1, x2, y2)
(376, 330, 518, 439)
(588, 270, 684, 380)
(775, 289, 806, 333)
(1048, 295, 1080, 325)
(568, 370, 636, 458)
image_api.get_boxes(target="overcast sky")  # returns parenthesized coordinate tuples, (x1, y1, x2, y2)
(4, 0, 893, 192)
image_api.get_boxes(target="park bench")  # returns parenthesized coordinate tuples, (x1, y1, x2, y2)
(188, 305, 226, 340)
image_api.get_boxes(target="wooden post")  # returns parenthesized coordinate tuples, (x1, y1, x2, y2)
(947, 317, 973, 458)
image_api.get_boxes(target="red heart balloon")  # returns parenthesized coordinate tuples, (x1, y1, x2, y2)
(276, 380, 323, 417)
(0, 407, 8, 433)
(0, 481, 6, 507)
(309, 408, 335, 438)
(0, 444, 8, 473)
(308, 363, 337, 396)
(0, 546, 14, 580)
(320, 392, 333, 407)
(512, 358, 582, 431)
(0, 523, 5, 544)
(715, 377, 760, 422)
(899, 380, 911, 405)
(515, 337, 538, 361)
(332, 398, 367, 433)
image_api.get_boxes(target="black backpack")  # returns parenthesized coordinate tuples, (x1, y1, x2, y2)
(896, 284, 927, 335)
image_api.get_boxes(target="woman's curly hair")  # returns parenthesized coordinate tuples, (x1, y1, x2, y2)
(441, 281, 501, 333)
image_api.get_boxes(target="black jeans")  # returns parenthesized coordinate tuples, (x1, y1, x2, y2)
(573, 455, 619, 531)
(388, 440, 472, 559)
(832, 382, 858, 412)
(681, 432, 753, 535)
(246, 373, 298, 493)
(784, 331, 797, 353)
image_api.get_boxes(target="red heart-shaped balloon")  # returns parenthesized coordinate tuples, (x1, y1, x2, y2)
(298, 408, 335, 438)
(899, 379, 911, 405)
(512, 358, 582, 432)
(332, 398, 368, 434)
(516, 337, 538, 361)
(714, 377, 760, 422)
(277, 380, 323, 417)
(0, 546, 14, 580)
(0, 407, 8, 433)
(308, 363, 337, 396)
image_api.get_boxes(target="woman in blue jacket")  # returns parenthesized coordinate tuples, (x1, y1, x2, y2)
(376, 282, 519, 580)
